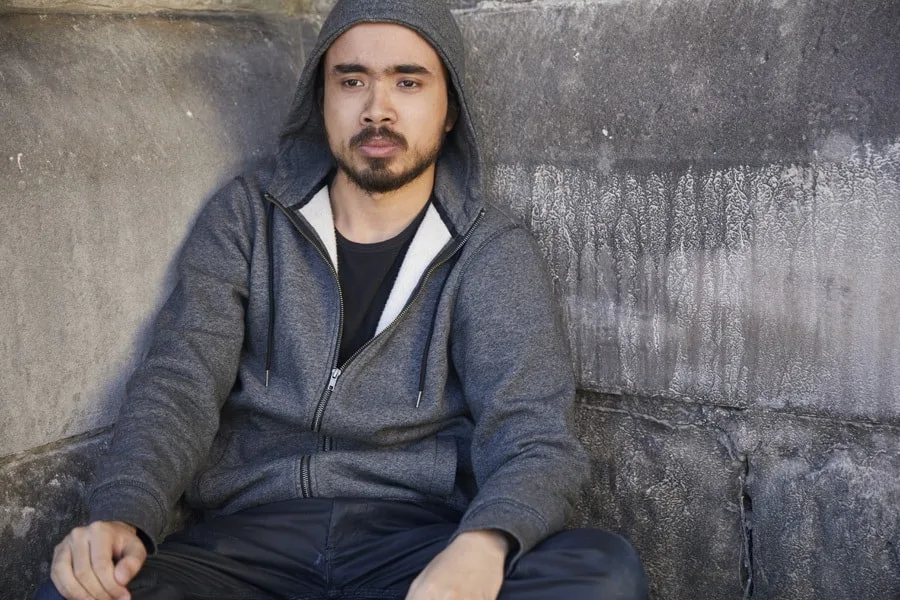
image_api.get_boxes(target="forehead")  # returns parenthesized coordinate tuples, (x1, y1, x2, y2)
(324, 22, 444, 71)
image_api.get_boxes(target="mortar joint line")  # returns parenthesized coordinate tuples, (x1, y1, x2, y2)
(0, 426, 113, 468)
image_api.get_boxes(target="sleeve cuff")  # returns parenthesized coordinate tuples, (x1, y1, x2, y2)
(451, 499, 549, 574)
(88, 480, 166, 554)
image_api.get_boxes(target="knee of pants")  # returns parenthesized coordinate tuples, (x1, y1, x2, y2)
(545, 528, 650, 600)
(33, 580, 65, 600)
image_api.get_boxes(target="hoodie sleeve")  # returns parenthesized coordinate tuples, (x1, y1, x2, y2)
(88, 178, 255, 544)
(448, 224, 590, 568)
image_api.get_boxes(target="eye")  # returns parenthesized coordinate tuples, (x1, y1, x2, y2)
(398, 79, 419, 89)
(342, 78, 364, 88)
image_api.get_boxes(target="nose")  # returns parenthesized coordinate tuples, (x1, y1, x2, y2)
(361, 80, 396, 125)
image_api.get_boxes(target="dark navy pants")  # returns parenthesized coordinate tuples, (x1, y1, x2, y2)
(36, 498, 647, 600)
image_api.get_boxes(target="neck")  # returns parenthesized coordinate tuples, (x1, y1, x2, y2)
(330, 166, 435, 244)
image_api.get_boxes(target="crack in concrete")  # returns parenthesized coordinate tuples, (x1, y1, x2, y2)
(710, 421, 755, 598)
(709, 419, 755, 598)
(739, 454, 754, 599)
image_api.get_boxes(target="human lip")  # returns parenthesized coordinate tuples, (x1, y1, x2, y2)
(358, 137, 402, 157)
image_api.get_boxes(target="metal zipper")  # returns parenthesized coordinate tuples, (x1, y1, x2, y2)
(312, 367, 341, 432)
(266, 192, 345, 499)
(264, 193, 346, 429)
(300, 455, 312, 498)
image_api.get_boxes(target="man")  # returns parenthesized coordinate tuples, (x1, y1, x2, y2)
(38, 1, 648, 599)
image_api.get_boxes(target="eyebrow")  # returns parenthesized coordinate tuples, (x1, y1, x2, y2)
(331, 63, 433, 76)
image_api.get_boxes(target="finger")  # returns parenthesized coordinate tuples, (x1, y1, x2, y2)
(71, 531, 114, 600)
(51, 542, 92, 600)
(113, 535, 147, 588)
(90, 537, 130, 600)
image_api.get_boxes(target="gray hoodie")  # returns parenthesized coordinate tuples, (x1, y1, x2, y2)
(89, 0, 589, 564)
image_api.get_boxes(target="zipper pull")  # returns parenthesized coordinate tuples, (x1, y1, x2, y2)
(327, 368, 342, 391)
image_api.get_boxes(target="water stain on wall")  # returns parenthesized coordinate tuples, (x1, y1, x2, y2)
(491, 142, 900, 420)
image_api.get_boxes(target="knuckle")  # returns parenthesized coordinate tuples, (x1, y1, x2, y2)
(87, 522, 108, 538)
(50, 561, 71, 582)
(73, 565, 92, 579)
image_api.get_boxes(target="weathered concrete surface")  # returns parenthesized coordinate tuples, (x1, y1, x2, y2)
(573, 393, 747, 600)
(456, 1, 900, 422)
(0, 431, 107, 597)
(460, 0, 900, 165)
(736, 416, 900, 600)
(0, 12, 313, 458)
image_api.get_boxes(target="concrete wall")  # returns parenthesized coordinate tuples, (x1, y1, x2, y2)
(2, 0, 899, 598)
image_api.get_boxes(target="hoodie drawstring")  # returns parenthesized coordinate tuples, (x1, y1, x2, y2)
(265, 201, 276, 387)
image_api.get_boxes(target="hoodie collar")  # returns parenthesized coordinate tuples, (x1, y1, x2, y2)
(296, 185, 454, 335)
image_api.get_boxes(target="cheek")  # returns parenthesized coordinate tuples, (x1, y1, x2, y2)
(323, 104, 352, 148)
(407, 97, 449, 137)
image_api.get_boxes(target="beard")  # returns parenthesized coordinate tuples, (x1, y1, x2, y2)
(332, 126, 445, 194)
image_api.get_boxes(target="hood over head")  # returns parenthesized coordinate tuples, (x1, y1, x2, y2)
(270, 0, 483, 233)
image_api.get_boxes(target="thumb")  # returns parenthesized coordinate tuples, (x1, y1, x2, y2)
(114, 536, 147, 586)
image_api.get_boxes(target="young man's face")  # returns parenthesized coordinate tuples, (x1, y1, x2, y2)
(322, 22, 455, 194)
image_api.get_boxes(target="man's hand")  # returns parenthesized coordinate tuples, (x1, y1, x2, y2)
(405, 529, 509, 600)
(50, 520, 147, 600)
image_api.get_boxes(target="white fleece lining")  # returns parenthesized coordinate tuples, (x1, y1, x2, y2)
(299, 188, 451, 335)
(376, 203, 451, 334)
(298, 186, 338, 269)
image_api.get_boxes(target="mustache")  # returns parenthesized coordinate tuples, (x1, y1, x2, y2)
(350, 126, 408, 150)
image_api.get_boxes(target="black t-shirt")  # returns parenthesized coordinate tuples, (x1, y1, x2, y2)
(336, 206, 427, 366)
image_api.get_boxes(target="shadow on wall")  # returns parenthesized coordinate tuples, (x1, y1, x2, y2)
(0, 11, 312, 458)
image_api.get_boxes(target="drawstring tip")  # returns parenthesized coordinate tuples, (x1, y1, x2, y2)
(415, 391, 422, 408)
(265, 370, 270, 388)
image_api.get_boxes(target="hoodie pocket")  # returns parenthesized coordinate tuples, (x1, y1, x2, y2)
(429, 436, 458, 498)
